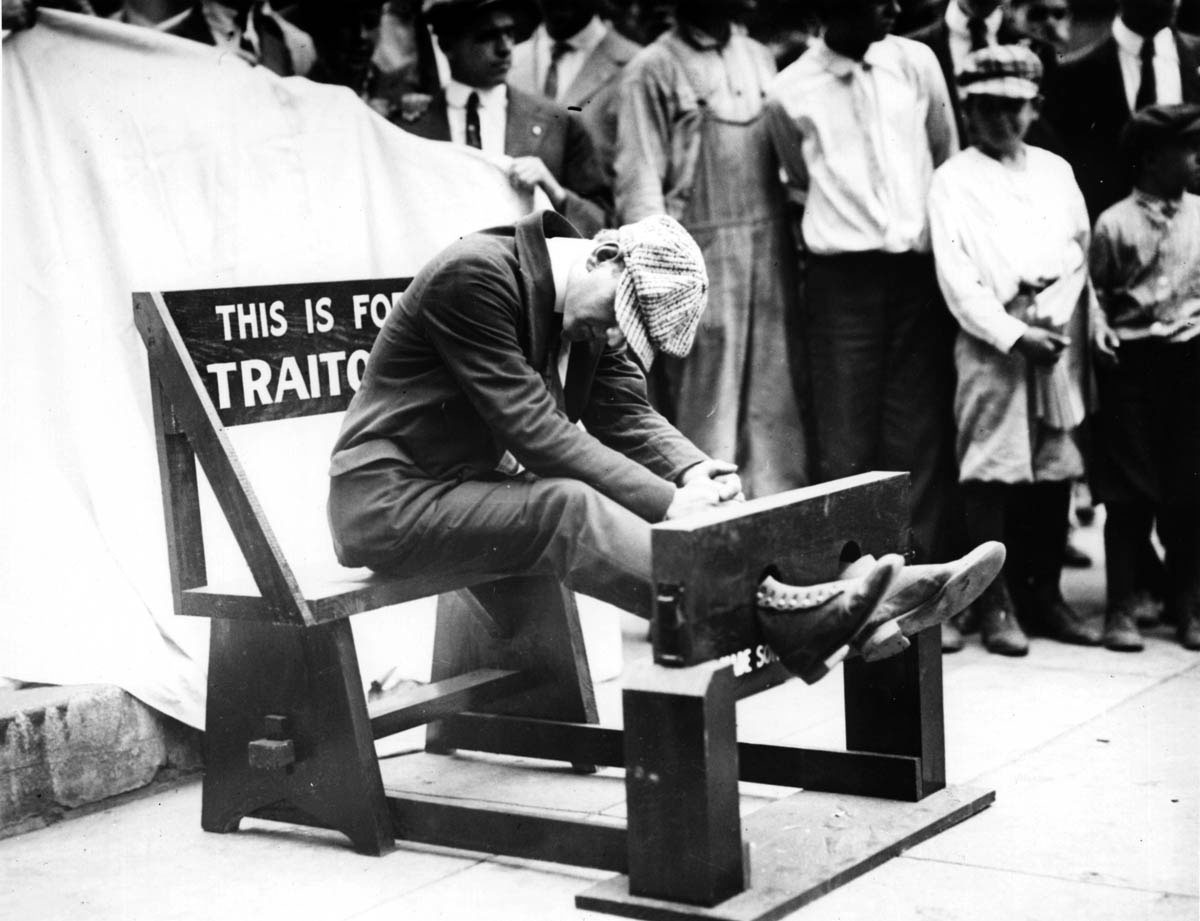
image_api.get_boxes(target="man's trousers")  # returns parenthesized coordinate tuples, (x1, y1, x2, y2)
(805, 251, 961, 562)
(328, 461, 655, 617)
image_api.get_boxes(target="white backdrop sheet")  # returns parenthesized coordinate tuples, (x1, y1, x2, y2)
(0, 11, 547, 728)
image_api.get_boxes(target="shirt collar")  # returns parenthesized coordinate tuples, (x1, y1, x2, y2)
(945, 1, 1004, 39)
(677, 21, 736, 52)
(539, 15, 606, 57)
(1113, 16, 1177, 59)
(1133, 186, 1184, 220)
(445, 79, 507, 108)
(813, 36, 889, 79)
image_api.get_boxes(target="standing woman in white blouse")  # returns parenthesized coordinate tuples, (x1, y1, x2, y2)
(928, 44, 1120, 657)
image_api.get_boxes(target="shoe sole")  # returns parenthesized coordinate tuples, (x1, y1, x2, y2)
(858, 542, 1007, 664)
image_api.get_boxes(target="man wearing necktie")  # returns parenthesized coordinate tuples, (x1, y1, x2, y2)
(395, 0, 612, 235)
(1047, 0, 1200, 221)
(766, 0, 966, 641)
(908, 0, 1060, 147)
(164, 1, 316, 76)
(510, 0, 642, 183)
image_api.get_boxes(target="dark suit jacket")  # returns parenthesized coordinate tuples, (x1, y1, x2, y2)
(1046, 30, 1200, 220)
(395, 85, 613, 235)
(330, 211, 705, 522)
(510, 28, 642, 181)
(908, 17, 1061, 152)
(165, 3, 309, 77)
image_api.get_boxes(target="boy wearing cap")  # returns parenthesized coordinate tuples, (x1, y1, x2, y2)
(327, 210, 1006, 682)
(928, 45, 1119, 654)
(1089, 102, 1200, 651)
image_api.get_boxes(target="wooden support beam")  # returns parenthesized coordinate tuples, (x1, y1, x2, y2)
(434, 713, 923, 800)
(367, 669, 531, 740)
(386, 793, 628, 872)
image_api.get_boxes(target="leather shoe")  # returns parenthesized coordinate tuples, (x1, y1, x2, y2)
(1028, 596, 1102, 646)
(1127, 590, 1165, 628)
(1103, 609, 1144, 652)
(978, 580, 1029, 656)
(1178, 608, 1200, 651)
(842, 542, 1007, 663)
(756, 555, 903, 684)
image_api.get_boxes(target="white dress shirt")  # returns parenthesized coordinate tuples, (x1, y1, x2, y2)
(1113, 16, 1182, 111)
(929, 145, 1091, 353)
(445, 79, 508, 156)
(945, 1, 1005, 75)
(527, 15, 608, 102)
(766, 35, 959, 255)
(200, 1, 316, 74)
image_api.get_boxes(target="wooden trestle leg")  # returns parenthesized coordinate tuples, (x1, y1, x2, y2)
(622, 661, 745, 907)
(201, 618, 394, 856)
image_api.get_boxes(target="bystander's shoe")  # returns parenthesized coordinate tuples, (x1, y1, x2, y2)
(1179, 609, 1200, 651)
(1102, 608, 1144, 652)
(1128, 590, 1166, 628)
(756, 555, 903, 685)
(941, 619, 966, 652)
(840, 543, 1007, 662)
(977, 579, 1029, 656)
(1027, 595, 1103, 645)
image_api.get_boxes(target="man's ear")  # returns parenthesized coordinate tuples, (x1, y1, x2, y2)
(1031, 94, 1044, 116)
(586, 241, 621, 271)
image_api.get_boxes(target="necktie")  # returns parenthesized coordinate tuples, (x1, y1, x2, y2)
(543, 41, 572, 100)
(1135, 38, 1157, 110)
(238, 4, 292, 76)
(465, 91, 482, 149)
(967, 17, 989, 51)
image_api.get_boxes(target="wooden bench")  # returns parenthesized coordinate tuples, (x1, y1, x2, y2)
(133, 278, 992, 921)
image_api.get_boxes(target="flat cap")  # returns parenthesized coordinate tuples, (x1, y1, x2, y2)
(958, 44, 1043, 99)
(1121, 102, 1200, 157)
(614, 215, 708, 373)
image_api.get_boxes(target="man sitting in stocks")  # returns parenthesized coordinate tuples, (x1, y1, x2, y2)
(327, 210, 1005, 683)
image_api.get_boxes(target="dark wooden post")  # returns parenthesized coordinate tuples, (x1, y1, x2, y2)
(843, 627, 946, 797)
(623, 661, 744, 906)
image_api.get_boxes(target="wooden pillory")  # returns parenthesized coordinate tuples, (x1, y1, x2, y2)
(133, 279, 993, 921)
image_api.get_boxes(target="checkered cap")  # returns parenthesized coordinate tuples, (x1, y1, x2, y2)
(613, 215, 708, 372)
(958, 44, 1043, 99)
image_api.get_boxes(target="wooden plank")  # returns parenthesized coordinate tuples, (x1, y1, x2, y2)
(576, 785, 995, 921)
(155, 278, 411, 426)
(386, 792, 628, 872)
(844, 627, 946, 797)
(367, 669, 532, 740)
(434, 713, 921, 799)
(650, 473, 910, 670)
(179, 569, 505, 623)
(426, 577, 598, 755)
(133, 291, 313, 626)
(148, 377, 208, 614)
(623, 663, 744, 906)
(201, 619, 394, 855)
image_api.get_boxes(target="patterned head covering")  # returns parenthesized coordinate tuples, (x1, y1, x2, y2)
(958, 44, 1043, 100)
(613, 215, 708, 372)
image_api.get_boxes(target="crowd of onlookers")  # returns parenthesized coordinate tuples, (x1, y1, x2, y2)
(6, 0, 1199, 658)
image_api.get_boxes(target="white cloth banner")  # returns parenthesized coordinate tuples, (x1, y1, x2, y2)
(0, 11, 541, 727)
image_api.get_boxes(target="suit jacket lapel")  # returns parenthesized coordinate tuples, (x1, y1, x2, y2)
(566, 35, 619, 104)
(1096, 37, 1129, 124)
(400, 92, 452, 142)
(1177, 33, 1200, 103)
(505, 86, 547, 157)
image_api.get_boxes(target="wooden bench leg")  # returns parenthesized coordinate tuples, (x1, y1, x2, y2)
(622, 661, 744, 907)
(426, 575, 598, 757)
(201, 618, 394, 855)
(843, 627, 946, 797)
